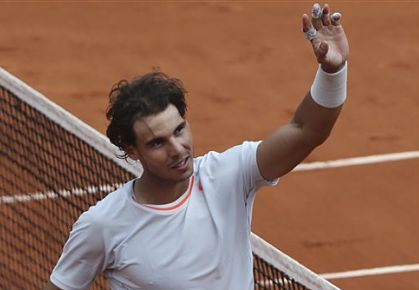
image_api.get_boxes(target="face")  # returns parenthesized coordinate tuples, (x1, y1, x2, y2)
(128, 104, 194, 184)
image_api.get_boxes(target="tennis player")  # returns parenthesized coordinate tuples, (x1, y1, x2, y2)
(44, 3, 349, 290)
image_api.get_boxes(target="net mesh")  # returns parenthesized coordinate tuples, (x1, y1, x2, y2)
(0, 81, 131, 289)
(0, 68, 337, 290)
(253, 255, 307, 290)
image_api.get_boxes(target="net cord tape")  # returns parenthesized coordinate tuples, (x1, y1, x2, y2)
(251, 233, 340, 290)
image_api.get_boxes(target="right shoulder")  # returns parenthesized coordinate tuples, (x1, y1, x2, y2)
(76, 180, 135, 234)
(88, 181, 132, 217)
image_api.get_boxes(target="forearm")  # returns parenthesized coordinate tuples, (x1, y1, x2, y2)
(256, 3, 349, 180)
(258, 91, 342, 179)
(257, 64, 346, 180)
(291, 92, 343, 148)
(291, 62, 347, 144)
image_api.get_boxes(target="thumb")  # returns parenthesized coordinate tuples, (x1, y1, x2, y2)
(317, 41, 329, 60)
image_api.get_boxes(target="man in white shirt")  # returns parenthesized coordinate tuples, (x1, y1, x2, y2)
(45, 3, 349, 289)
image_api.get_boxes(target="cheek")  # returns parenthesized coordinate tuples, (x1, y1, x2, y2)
(140, 150, 168, 167)
(183, 130, 193, 147)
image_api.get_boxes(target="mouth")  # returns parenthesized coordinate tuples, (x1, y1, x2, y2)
(170, 156, 190, 170)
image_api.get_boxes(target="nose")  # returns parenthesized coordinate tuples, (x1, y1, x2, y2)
(168, 137, 184, 156)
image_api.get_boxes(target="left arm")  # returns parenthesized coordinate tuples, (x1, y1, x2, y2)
(257, 3, 349, 180)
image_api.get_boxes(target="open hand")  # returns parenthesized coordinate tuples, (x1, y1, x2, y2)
(303, 3, 349, 73)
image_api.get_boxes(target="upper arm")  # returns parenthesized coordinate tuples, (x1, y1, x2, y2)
(50, 212, 107, 289)
(257, 121, 315, 180)
(257, 93, 342, 180)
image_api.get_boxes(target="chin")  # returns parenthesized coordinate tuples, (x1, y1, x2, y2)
(177, 166, 194, 181)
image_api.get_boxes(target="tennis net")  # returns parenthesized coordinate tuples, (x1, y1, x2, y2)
(0, 67, 339, 290)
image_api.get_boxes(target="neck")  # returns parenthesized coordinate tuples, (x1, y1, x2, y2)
(133, 173, 190, 205)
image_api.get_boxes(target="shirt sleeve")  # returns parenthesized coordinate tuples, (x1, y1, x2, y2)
(236, 141, 279, 228)
(50, 211, 107, 290)
(239, 141, 279, 202)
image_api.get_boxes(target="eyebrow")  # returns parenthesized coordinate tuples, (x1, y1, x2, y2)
(176, 121, 187, 131)
(144, 120, 186, 146)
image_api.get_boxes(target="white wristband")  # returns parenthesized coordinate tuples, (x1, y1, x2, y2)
(310, 62, 347, 108)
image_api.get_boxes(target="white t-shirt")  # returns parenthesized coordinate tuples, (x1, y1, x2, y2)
(50, 141, 278, 290)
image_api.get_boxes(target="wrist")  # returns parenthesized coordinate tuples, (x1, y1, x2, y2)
(320, 62, 346, 74)
(310, 61, 347, 108)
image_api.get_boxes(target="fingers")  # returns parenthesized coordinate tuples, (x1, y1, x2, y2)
(321, 4, 331, 26)
(302, 14, 317, 41)
(302, 13, 310, 32)
(330, 12, 342, 26)
(303, 3, 343, 41)
(311, 3, 322, 30)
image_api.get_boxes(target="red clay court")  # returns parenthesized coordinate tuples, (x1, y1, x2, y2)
(1, 2, 418, 289)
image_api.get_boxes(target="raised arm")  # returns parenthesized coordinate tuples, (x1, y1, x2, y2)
(257, 3, 349, 180)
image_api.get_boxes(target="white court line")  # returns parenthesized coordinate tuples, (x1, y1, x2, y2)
(320, 263, 419, 280)
(2, 150, 419, 205)
(0, 184, 122, 205)
(2, 151, 419, 280)
(294, 150, 419, 171)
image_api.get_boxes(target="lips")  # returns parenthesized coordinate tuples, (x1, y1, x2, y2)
(170, 156, 190, 169)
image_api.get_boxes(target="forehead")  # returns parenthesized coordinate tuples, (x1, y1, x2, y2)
(132, 104, 184, 142)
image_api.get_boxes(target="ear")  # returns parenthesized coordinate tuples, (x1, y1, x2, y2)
(124, 145, 140, 161)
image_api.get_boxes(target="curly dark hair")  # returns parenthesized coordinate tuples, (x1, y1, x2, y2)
(106, 71, 187, 159)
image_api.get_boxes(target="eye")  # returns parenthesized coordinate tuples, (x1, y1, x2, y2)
(175, 123, 186, 135)
(148, 138, 164, 149)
